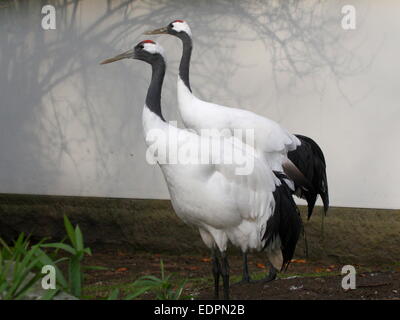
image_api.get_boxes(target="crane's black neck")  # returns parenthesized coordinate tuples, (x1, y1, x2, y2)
(177, 33, 192, 92)
(145, 57, 166, 121)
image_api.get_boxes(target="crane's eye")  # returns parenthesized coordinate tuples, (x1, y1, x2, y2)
(138, 44, 144, 50)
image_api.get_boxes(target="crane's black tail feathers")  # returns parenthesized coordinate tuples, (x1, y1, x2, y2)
(263, 172, 302, 271)
(288, 134, 329, 219)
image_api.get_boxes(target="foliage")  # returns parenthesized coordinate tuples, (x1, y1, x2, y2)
(0, 215, 102, 299)
(0, 233, 59, 300)
(1, 216, 189, 300)
(40, 215, 99, 298)
(107, 260, 188, 300)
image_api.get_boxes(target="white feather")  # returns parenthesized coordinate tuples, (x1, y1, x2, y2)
(143, 42, 165, 59)
(172, 21, 192, 37)
(142, 105, 278, 253)
(177, 78, 300, 171)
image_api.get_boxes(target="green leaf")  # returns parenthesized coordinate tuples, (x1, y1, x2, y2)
(83, 265, 108, 271)
(107, 289, 119, 300)
(136, 275, 162, 282)
(124, 286, 153, 300)
(75, 225, 83, 252)
(133, 279, 161, 287)
(160, 259, 164, 279)
(14, 233, 27, 250)
(63, 215, 77, 248)
(13, 272, 42, 300)
(34, 248, 67, 288)
(40, 243, 76, 255)
(173, 280, 187, 300)
(69, 256, 81, 298)
(40, 289, 59, 300)
(0, 237, 12, 256)
(8, 252, 38, 296)
(53, 257, 69, 264)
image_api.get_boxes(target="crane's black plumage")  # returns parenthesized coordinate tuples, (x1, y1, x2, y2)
(263, 172, 302, 271)
(176, 32, 192, 92)
(288, 135, 329, 219)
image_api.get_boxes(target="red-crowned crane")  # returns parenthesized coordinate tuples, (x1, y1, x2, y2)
(100, 40, 302, 299)
(145, 20, 329, 283)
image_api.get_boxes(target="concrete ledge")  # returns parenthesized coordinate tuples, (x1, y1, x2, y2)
(0, 194, 399, 264)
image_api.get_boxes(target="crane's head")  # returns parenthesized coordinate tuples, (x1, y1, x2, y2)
(100, 40, 165, 65)
(144, 20, 192, 39)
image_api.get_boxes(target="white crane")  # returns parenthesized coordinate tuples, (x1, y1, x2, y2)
(145, 20, 329, 282)
(100, 40, 301, 299)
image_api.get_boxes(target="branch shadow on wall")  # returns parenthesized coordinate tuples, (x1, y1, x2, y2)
(0, 0, 375, 197)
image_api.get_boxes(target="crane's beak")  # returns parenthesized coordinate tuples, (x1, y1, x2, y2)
(100, 49, 135, 65)
(143, 26, 168, 35)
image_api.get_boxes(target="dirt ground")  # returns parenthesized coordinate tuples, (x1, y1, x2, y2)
(82, 249, 400, 300)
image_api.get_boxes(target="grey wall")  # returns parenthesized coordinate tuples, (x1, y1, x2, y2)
(0, 0, 399, 209)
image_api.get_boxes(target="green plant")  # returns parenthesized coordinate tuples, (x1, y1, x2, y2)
(40, 215, 100, 298)
(112, 259, 188, 300)
(0, 234, 59, 300)
(0, 215, 104, 300)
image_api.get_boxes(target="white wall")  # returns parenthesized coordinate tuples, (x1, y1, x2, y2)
(0, 0, 399, 209)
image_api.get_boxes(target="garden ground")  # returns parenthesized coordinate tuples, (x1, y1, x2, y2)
(83, 250, 400, 300)
(1, 194, 399, 300)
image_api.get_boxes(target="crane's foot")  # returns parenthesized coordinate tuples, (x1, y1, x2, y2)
(254, 266, 277, 283)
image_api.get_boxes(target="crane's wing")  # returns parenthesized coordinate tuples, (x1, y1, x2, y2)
(177, 78, 300, 162)
(209, 135, 279, 223)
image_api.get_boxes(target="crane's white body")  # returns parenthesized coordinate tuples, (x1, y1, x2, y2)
(177, 79, 300, 173)
(102, 40, 296, 298)
(143, 105, 281, 260)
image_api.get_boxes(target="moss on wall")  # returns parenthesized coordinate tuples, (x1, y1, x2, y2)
(0, 194, 399, 264)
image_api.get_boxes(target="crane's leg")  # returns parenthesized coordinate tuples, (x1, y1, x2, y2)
(211, 248, 221, 299)
(236, 252, 278, 285)
(219, 251, 230, 300)
(260, 263, 277, 283)
(234, 252, 251, 285)
(242, 261, 276, 283)
(240, 259, 276, 284)
(242, 252, 251, 283)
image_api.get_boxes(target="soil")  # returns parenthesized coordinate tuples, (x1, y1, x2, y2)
(82, 249, 400, 300)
